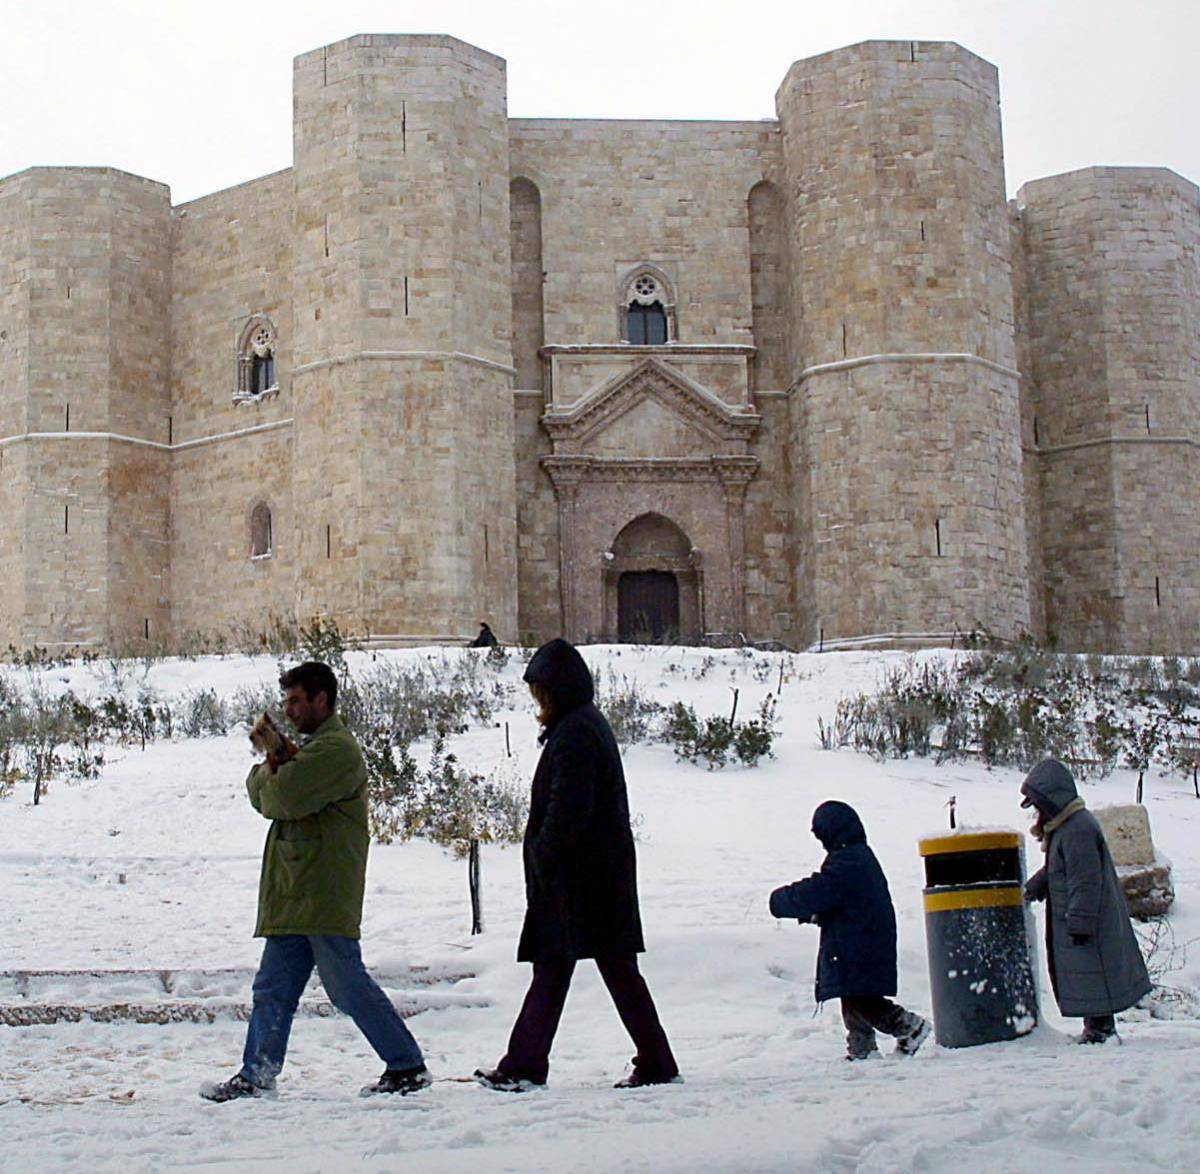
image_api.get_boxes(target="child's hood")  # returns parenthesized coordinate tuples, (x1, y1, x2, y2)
(812, 800, 868, 850)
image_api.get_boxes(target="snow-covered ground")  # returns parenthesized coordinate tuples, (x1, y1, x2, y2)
(2, 645, 1199, 1172)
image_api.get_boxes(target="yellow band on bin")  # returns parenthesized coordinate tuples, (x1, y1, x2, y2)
(918, 831, 1021, 857)
(923, 886, 1025, 914)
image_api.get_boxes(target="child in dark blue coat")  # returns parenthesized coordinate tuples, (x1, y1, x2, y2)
(769, 800, 930, 1060)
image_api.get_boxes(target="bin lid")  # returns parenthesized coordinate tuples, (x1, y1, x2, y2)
(918, 830, 1021, 857)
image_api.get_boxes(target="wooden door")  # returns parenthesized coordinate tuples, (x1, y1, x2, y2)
(618, 570, 680, 642)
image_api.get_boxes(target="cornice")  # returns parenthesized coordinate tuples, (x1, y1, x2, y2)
(541, 343, 755, 356)
(0, 420, 293, 453)
(542, 453, 760, 485)
(542, 358, 761, 449)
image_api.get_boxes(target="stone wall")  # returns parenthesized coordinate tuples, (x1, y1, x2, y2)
(778, 42, 1031, 648)
(291, 35, 517, 643)
(3, 34, 1196, 656)
(1009, 201, 1047, 642)
(1019, 168, 1200, 653)
(0, 168, 171, 648)
(509, 119, 778, 350)
(508, 117, 783, 645)
(514, 391, 559, 644)
(0, 171, 31, 647)
(743, 396, 798, 644)
(168, 169, 294, 637)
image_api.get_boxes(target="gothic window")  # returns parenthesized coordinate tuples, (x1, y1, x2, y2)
(250, 501, 273, 558)
(235, 315, 279, 402)
(627, 301, 668, 345)
(620, 267, 676, 344)
(252, 350, 276, 395)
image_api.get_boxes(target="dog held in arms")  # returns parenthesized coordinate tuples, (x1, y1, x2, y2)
(248, 712, 299, 772)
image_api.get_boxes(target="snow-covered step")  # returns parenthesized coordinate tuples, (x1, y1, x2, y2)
(0, 988, 490, 1027)
(0, 963, 485, 1025)
(0, 963, 474, 1003)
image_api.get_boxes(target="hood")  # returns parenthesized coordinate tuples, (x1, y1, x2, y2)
(1019, 758, 1078, 817)
(523, 638, 595, 714)
(812, 800, 867, 851)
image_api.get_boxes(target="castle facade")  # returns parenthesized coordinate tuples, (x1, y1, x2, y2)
(1, 35, 1197, 653)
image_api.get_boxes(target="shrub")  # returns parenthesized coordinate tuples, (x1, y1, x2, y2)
(362, 730, 527, 853)
(419, 738, 528, 855)
(594, 669, 663, 747)
(227, 681, 283, 731)
(342, 655, 503, 746)
(362, 727, 423, 845)
(819, 643, 1200, 785)
(3, 683, 105, 804)
(179, 689, 229, 738)
(662, 696, 779, 769)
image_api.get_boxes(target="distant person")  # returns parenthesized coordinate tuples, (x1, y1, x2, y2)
(1020, 759, 1151, 1043)
(474, 638, 680, 1091)
(201, 661, 430, 1102)
(769, 800, 930, 1061)
(469, 622, 498, 648)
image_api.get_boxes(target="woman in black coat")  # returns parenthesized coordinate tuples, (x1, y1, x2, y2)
(475, 639, 679, 1090)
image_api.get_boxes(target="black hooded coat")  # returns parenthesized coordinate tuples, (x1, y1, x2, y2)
(768, 801, 898, 1001)
(1021, 759, 1151, 1017)
(517, 639, 645, 963)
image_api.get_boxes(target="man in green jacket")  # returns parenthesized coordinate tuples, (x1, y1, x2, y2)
(201, 661, 429, 1102)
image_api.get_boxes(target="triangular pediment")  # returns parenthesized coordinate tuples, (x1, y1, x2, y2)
(542, 359, 760, 457)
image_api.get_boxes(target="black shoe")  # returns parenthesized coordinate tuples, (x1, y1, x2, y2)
(473, 1067, 542, 1093)
(360, 1064, 432, 1096)
(1077, 1027, 1119, 1045)
(895, 1017, 932, 1056)
(614, 1070, 682, 1089)
(199, 1073, 272, 1103)
(844, 1049, 881, 1062)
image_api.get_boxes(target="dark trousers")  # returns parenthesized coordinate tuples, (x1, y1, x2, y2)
(1083, 1014, 1116, 1037)
(500, 954, 678, 1084)
(841, 995, 921, 1058)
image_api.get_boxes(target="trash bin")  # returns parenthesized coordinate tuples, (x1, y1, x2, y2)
(917, 830, 1039, 1048)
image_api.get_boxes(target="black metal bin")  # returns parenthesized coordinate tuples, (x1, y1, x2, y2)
(918, 830, 1039, 1048)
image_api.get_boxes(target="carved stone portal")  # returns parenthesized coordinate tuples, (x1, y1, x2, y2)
(541, 358, 761, 642)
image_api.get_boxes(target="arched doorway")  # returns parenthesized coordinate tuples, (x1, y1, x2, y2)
(618, 570, 680, 641)
(606, 513, 701, 643)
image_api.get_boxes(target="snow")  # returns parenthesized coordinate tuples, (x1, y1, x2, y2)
(3, 644, 1199, 1172)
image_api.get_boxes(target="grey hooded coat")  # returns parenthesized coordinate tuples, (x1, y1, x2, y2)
(1021, 760, 1151, 1018)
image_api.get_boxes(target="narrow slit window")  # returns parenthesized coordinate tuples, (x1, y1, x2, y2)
(250, 502, 273, 558)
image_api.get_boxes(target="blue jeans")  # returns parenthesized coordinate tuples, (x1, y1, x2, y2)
(240, 935, 424, 1087)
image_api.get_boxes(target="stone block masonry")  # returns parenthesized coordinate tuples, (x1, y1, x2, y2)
(0, 35, 1195, 654)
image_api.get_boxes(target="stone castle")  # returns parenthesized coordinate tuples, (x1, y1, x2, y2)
(1, 35, 1197, 654)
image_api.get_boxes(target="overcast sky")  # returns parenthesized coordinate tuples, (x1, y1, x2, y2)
(2, 0, 1196, 204)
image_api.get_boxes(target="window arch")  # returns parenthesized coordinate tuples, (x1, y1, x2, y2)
(618, 266, 676, 345)
(510, 177, 545, 390)
(250, 501, 273, 558)
(235, 315, 279, 402)
(748, 180, 790, 391)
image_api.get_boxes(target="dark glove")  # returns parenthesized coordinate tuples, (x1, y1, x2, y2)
(1070, 932, 1092, 947)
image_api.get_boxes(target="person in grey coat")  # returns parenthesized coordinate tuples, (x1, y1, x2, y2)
(1021, 759, 1152, 1043)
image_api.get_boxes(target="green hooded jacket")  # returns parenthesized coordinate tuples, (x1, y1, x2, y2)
(246, 713, 370, 938)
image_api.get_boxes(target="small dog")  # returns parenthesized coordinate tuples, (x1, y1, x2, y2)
(249, 712, 299, 772)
